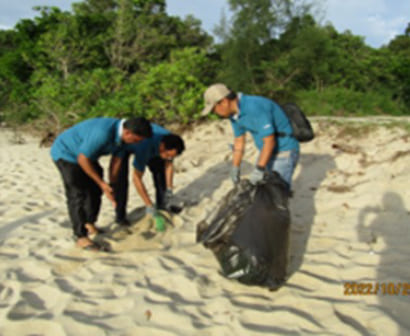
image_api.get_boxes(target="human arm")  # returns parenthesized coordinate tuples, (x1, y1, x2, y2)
(232, 135, 246, 167)
(249, 135, 275, 185)
(229, 135, 246, 184)
(163, 160, 176, 208)
(257, 135, 275, 168)
(165, 160, 174, 190)
(77, 153, 116, 207)
(132, 169, 154, 207)
(109, 155, 122, 185)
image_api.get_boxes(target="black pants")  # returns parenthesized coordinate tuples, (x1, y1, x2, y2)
(55, 159, 103, 238)
(114, 155, 166, 221)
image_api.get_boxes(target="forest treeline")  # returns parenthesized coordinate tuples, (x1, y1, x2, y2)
(0, 0, 409, 132)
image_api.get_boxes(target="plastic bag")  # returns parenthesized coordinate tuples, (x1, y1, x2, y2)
(197, 172, 290, 289)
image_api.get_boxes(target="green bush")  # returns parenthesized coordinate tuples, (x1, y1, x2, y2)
(26, 68, 127, 129)
(90, 47, 209, 123)
(296, 87, 405, 116)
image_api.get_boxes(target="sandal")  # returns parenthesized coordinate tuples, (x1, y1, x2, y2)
(169, 205, 183, 214)
(86, 225, 107, 235)
(94, 227, 107, 235)
(82, 241, 110, 252)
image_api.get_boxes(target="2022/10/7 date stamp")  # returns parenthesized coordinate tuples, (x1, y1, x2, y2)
(344, 282, 410, 295)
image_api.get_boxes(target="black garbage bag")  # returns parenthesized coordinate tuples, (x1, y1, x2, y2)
(197, 172, 290, 289)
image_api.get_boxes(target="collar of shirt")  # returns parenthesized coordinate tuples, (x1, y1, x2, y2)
(231, 92, 243, 121)
(117, 119, 126, 145)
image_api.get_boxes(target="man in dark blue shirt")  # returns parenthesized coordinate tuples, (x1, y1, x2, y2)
(51, 117, 152, 250)
(201, 84, 299, 189)
(111, 124, 185, 225)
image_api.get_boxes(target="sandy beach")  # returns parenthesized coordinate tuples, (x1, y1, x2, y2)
(0, 118, 409, 336)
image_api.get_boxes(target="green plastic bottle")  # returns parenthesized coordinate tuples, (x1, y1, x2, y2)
(154, 214, 166, 232)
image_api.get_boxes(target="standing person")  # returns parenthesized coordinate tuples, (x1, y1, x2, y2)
(201, 83, 299, 190)
(111, 124, 185, 225)
(51, 117, 152, 250)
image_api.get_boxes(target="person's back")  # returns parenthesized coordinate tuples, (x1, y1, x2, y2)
(202, 83, 300, 189)
(50, 116, 152, 251)
(112, 123, 185, 224)
(233, 94, 299, 154)
(51, 117, 120, 163)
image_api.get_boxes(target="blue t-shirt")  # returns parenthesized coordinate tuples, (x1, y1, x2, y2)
(50, 117, 123, 163)
(229, 94, 299, 153)
(116, 123, 170, 172)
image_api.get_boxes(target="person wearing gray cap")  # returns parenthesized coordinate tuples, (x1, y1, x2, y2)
(201, 83, 299, 190)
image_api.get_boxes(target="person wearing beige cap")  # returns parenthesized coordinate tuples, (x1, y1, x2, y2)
(201, 83, 300, 190)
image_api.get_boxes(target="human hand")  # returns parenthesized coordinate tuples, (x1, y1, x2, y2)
(146, 206, 157, 217)
(230, 166, 240, 184)
(249, 166, 265, 185)
(101, 182, 116, 207)
(164, 189, 173, 208)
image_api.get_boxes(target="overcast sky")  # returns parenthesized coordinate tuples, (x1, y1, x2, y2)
(0, 0, 408, 48)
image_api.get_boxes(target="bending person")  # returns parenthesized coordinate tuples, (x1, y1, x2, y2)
(111, 124, 185, 225)
(51, 117, 152, 250)
(201, 84, 299, 190)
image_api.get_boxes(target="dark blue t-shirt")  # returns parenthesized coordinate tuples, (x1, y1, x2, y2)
(116, 123, 170, 172)
(50, 117, 122, 163)
(230, 94, 299, 153)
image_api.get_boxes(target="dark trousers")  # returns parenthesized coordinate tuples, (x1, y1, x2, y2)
(55, 159, 103, 238)
(114, 155, 166, 221)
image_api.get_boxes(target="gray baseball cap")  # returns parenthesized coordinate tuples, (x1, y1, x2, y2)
(201, 83, 230, 116)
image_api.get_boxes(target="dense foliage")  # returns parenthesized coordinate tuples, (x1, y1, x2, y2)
(0, 0, 408, 130)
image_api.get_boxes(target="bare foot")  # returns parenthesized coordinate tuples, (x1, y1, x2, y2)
(76, 237, 109, 252)
(76, 237, 96, 248)
(85, 223, 99, 235)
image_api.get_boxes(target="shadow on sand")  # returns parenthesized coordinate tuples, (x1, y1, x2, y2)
(287, 153, 336, 276)
(357, 192, 410, 334)
(174, 161, 253, 206)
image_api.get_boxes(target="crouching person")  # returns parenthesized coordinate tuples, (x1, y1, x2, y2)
(51, 117, 152, 250)
(111, 123, 185, 225)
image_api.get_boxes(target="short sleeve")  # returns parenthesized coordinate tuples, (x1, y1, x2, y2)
(230, 119, 246, 138)
(78, 130, 108, 159)
(254, 109, 275, 138)
(132, 154, 148, 172)
(112, 145, 129, 158)
(132, 144, 152, 172)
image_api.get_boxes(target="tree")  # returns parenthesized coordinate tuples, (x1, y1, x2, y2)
(387, 23, 410, 107)
(89, 47, 212, 122)
(215, 0, 315, 91)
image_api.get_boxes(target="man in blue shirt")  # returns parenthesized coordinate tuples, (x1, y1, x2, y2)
(51, 117, 152, 250)
(201, 83, 299, 190)
(111, 124, 185, 225)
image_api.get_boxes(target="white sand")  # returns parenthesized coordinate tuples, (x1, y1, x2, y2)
(0, 119, 409, 336)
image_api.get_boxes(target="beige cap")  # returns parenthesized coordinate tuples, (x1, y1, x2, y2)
(201, 83, 230, 116)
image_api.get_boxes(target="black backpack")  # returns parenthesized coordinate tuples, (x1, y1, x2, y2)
(279, 103, 314, 142)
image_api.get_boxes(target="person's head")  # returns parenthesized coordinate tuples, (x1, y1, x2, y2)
(159, 134, 185, 161)
(201, 83, 238, 119)
(122, 117, 152, 144)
